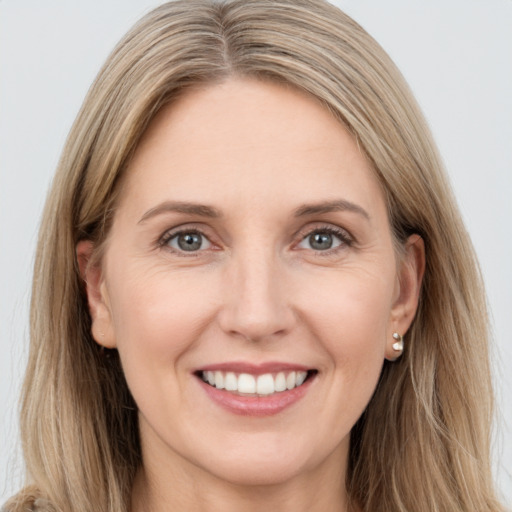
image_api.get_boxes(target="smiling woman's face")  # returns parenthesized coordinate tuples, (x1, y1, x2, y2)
(80, 78, 422, 491)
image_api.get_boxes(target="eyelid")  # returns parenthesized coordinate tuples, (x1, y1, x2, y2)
(293, 223, 354, 252)
(158, 223, 217, 254)
(168, 231, 212, 252)
(156, 221, 354, 256)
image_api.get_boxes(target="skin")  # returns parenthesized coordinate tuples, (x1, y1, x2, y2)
(78, 78, 424, 512)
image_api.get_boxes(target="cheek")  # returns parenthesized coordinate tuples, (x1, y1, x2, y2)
(104, 265, 224, 427)
(297, 264, 395, 385)
(279, 265, 397, 447)
(106, 265, 218, 370)
(302, 266, 394, 342)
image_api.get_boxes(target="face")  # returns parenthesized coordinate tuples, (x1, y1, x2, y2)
(80, 78, 422, 489)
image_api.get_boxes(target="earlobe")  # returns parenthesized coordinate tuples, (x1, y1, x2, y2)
(385, 234, 425, 360)
(76, 240, 117, 349)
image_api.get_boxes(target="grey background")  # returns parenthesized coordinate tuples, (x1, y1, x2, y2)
(1, 0, 511, 504)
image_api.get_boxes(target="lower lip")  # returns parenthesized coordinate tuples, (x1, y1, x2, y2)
(197, 375, 315, 417)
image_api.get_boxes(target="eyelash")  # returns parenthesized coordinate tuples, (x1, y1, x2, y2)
(158, 224, 354, 256)
(158, 227, 211, 256)
(295, 225, 353, 255)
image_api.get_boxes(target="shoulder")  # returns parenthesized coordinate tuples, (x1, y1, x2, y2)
(2, 487, 54, 512)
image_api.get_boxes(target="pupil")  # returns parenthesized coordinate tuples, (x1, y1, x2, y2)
(310, 232, 332, 250)
(178, 233, 202, 251)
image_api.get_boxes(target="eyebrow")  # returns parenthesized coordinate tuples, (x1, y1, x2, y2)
(138, 201, 221, 224)
(138, 198, 369, 224)
(294, 199, 370, 220)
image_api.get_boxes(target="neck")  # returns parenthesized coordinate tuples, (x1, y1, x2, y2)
(131, 449, 352, 512)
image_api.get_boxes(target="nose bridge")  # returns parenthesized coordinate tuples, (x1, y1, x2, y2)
(219, 240, 293, 341)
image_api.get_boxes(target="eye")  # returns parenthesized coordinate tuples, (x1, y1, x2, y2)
(165, 231, 212, 252)
(297, 228, 348, 251)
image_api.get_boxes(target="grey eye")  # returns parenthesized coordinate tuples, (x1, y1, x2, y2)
(168, 232, 211, 252)
(309, 232, 333, 250)
(298, 231, 342, 251)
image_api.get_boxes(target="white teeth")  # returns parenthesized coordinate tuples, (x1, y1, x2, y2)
(238, 373, 256, 394)
(295, 371, 307, 386)
(201, 369, 311, 396)
(224, 372, 237, 391)
(256, 374, 275, 395)
(286, 371, 296, 390)
(214, 371, 224, 389)
(274, 372, 287, 392)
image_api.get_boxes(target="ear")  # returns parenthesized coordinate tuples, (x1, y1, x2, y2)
(76, 240, 117, 349)
(385, 234, 425, 361)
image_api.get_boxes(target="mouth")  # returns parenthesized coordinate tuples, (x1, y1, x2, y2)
(193, 362, 318, 416)
(195, 369, 318, 397)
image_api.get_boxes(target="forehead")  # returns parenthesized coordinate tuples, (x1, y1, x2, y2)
(119, 78, 385, 221)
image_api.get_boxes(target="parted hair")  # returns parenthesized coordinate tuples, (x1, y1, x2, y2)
(5, 1, 504, 511)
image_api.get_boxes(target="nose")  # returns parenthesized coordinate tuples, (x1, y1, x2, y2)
(217, 247, 296, 343)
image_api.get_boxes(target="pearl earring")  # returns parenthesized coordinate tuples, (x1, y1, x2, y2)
(392, 332, 404, 352)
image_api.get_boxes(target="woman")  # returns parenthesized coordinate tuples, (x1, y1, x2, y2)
(3, 0, 505, 511)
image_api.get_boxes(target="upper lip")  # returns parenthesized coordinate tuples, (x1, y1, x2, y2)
(194, 361, 313, 376)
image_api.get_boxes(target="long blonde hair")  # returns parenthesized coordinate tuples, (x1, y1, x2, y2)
(5, 1, 504, 511)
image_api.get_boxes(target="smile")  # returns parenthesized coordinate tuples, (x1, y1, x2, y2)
(194, 364, 317, 416)
(199, 370, 311, 396)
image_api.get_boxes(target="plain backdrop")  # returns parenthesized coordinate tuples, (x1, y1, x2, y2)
(1, 0, 511, 505)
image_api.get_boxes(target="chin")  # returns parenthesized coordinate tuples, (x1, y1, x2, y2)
(203, 456, 310, 487)
(187, 434, 332, 488)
